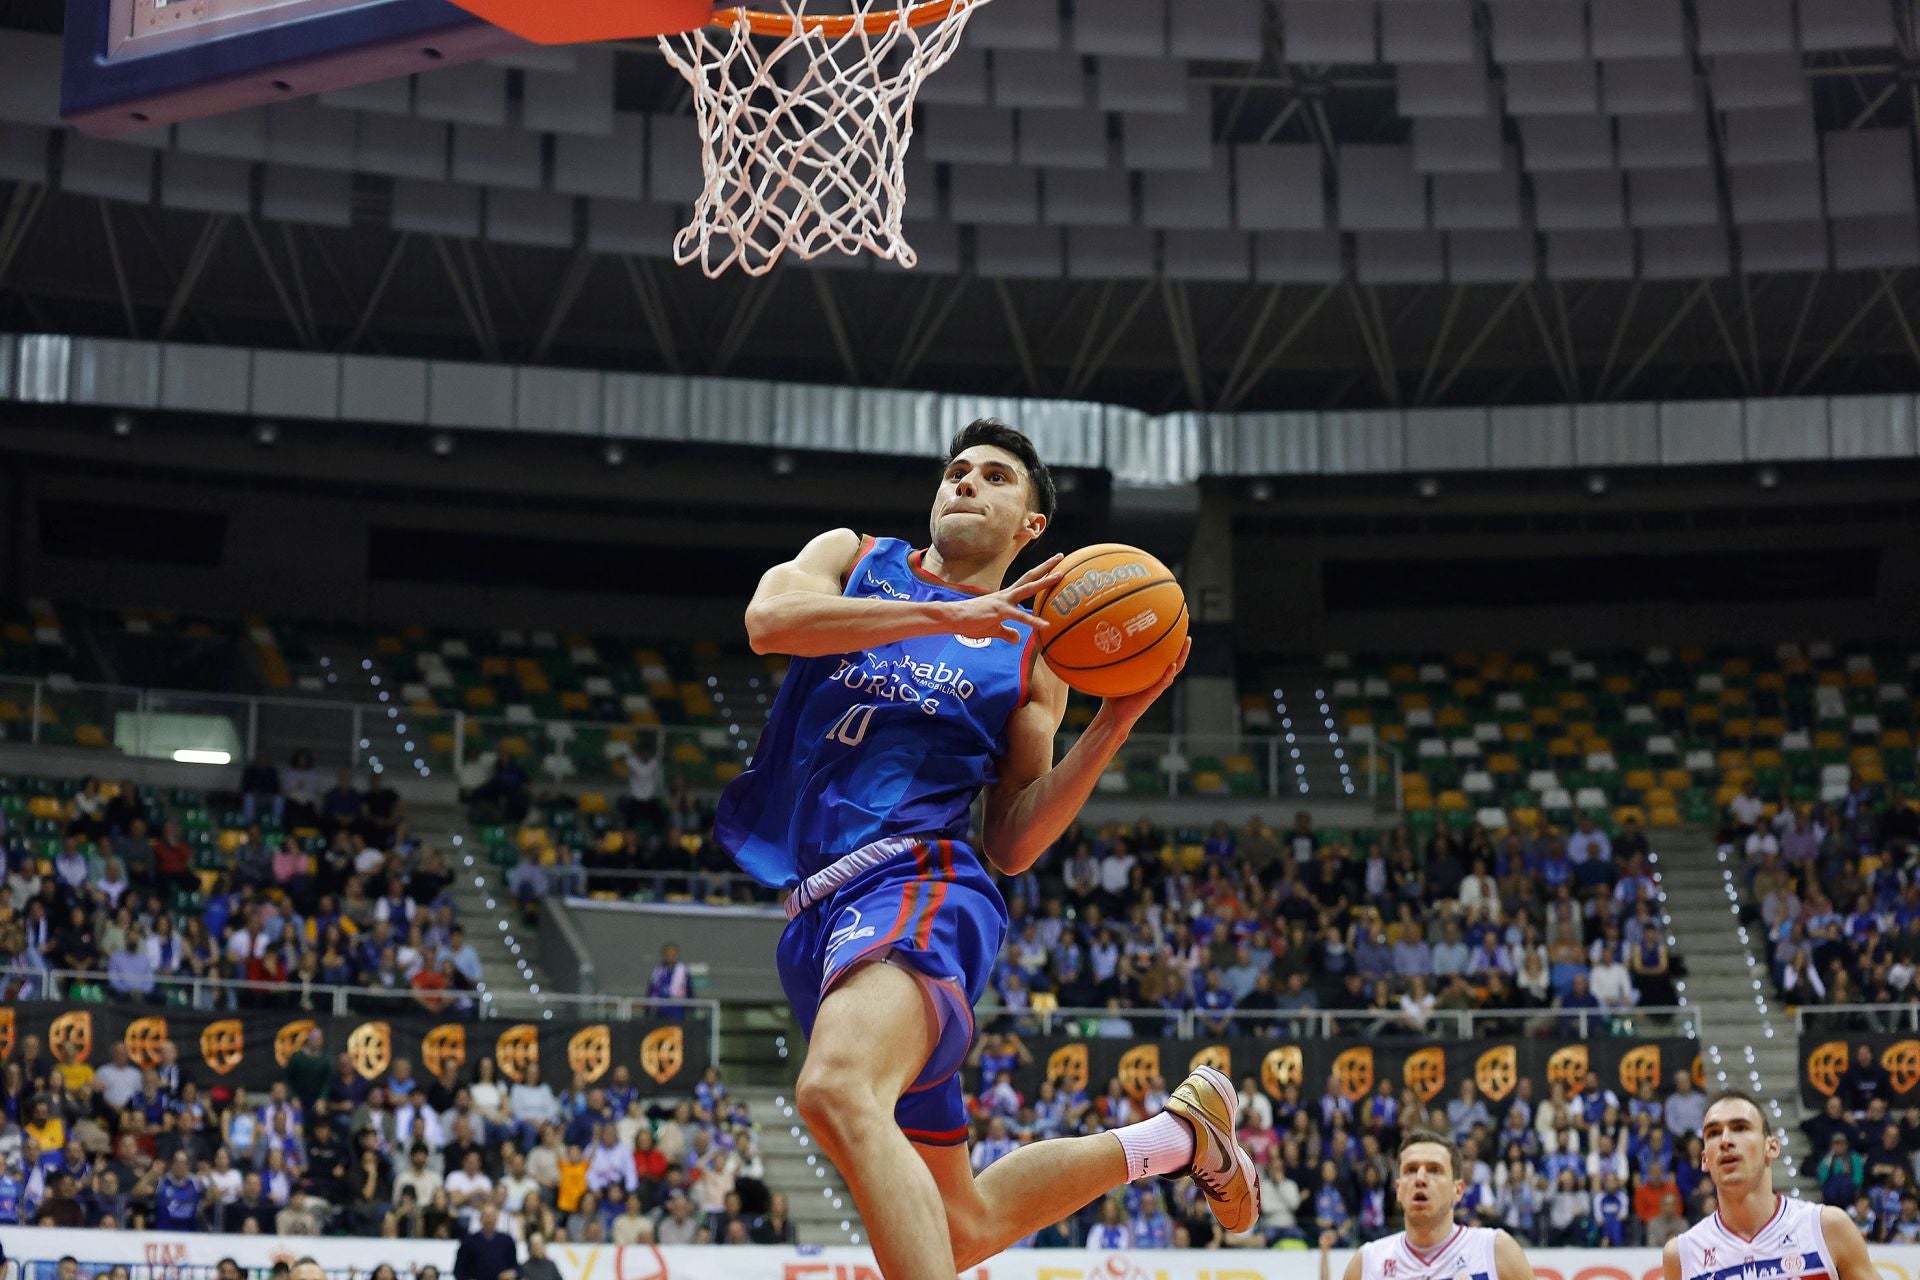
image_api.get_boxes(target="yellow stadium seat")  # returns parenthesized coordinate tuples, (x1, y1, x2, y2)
(1642, 787, 1675, 808)
(1689, 704, 1720, 724)
(1717, 749, 1749, 771)
(1379, 724, 1409, 743)
(1503, 723, 1534, 742)
(1603, 675, 1635, 696)
(1861, 763, 1888, 784)
(218, 829, 246, 852)
(1654, 689, 1686, 709)
(1404, 791, 1434, 813)
(1678, 646, 1706, 664)
(578, 792, 610, 815)
(1389, 664, 1419, 684)
(1649, 805, 1682, 827)
(1660, 767, 1692, 790)
(714, 762, 745, 783)
(519, 671, 552, 696)
(1724, 718, 1753, 739)
(1547, 736, 1580, 757)
(1224, 753, 1257, 774)
(1755, 716, 1787, 738)
(517, 827, 550, 849)
(375, 635, 405, 655)
(1850, 668, 1878, 687)
(498, 734, 532, 757)
(1613, 806, 1646, 827)
(1817, 671, 1846, 688)
(672, 741, 705, 764)
(73, 724, 108, 748)
(1722, 657, 1751, 677)
(464, 688, 497, 709)
(1452, 678, 1484, 699)
(480, 655, 509, 677)
(1815, 730, 1846, 751)
(559, 691, 590, 714)
(1510, 662, 1538, 681)
(1509, 807, 1541, 830)
(27, 796, 61, 820)
(1624, 769, 1657, 792)
(1531, 707, 1563, 726)
(1488, 752, 1521, 774)
(0, 701, 21, 723)
(1720, 687, 1750, 706)
(1399, 692, 1432, 712)
(1437, 790, 1470, 812)
(1714, 784, 1741, 806)
(1751, 748, 1783, 769)
(1436, 706, 1468, 728)
(1345, 708, 1372, 726)
(1851, 746, 1883, 767)
(1558, 691, 1590, 711)
(1885, 728, 1915, 750)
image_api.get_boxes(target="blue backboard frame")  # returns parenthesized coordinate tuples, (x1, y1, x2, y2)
(63, 0, 524, 137)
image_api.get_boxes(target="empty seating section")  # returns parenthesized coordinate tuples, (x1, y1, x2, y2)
(1285, 643, 1917, 834)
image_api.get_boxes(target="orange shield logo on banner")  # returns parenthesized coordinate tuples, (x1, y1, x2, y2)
(1547, 1045, 1590, 1094)
(1118, 1045, 1162, 1100)
(1476, 1046, 1517, 1103)
(1619, 1045, 1663, 1096)
(569, 1026, 612, 1084)
(50, 1012, 92, 1064)
(200, 1020, 245, 1076)
(1047, 1044, 1089, 1095)
(1332, 1047, 1374, 1102)
(0, 1008, 18, 1061)
(1403, 1047, 1447, 1103)
(1262, 1046, 1304, 1099)
(1190, 1045, 1232, 1082)
(348, 1023, 391, 1081)
(1806, 1041, 1849, 1097)
(640, 1026, 684, 1085)
(423, 1025, 467, 1078)
(274, 1021, 317, 1069)
(495, 1025, 540, 1084)
(1693, 1055, 1705, 1089)
(124, 1017, 169, 1070)
(1883, 1041, 1920, 1095)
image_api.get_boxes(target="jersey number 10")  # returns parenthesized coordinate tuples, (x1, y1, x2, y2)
(826, 704, 878, 748)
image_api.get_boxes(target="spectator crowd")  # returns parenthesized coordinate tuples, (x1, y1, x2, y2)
(968, 811, 1677, 1038)
(0, 769, 482, 1013)
(1742, 774, 1920, 1014)
(1807, 1045, 1920, 1241)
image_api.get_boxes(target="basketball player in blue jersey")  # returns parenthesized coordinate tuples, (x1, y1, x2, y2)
(1667, 1091, 1872, 1280)
(1320, 1129, 1533, 1280)
(717, 419, 1259, 1280)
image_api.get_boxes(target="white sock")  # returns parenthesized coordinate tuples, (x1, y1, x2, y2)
(1112, 1111, 1196, 1181)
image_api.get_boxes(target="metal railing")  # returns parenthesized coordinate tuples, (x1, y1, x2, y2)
(990, 1003, 1700, 1040)
(2, 672, 1397, 806)
(1793, 1003, 1920, 1034)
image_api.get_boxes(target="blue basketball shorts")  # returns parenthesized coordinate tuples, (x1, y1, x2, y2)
(777, 837, 1006, 1146)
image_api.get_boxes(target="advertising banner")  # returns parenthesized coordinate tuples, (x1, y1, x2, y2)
(1800, 1033, 1920, 1109)
(1002, 1035, 1700, 1108)
(544, 1244, 1920, 1280)
(0, 1004, 706, 1095)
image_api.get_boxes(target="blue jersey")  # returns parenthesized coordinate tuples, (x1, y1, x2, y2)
(716, 536, 1038, 888)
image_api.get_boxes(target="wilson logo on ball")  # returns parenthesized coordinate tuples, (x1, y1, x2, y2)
(1047, 562, 1152, 618)
(1034, 544, 1189, 700)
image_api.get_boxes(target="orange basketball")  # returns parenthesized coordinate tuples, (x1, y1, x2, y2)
(1033, 544, 1188, 699)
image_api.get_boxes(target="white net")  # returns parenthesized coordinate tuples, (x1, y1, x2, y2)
(659, 0, 993, 277)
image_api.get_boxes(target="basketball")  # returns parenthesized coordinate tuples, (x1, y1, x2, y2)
(1033, 544, 1189, 699)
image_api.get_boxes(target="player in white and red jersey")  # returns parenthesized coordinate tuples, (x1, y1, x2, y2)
(1320, 1127, 1532, 1280)
(1667, 1090, 1873, 1280)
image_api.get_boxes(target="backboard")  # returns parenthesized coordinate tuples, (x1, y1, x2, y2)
(61, 0, 718, 137)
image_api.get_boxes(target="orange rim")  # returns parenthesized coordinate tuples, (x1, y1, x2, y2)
(713, 0, 964, 38)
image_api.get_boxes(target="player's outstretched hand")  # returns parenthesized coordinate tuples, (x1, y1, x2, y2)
(948, 554, 1066, 643)
(1098, 636, 1192, 727)
(1320, 1230, 1340, 1252)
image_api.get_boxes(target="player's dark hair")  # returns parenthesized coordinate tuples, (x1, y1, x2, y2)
(1398, 1126, 1459, 1177)
(945, 419, 1057, 521)
(1705, 1088, 1775, 1135)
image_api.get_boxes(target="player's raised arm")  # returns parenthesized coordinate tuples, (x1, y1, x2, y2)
(744, 530, 1063, 658)
(981, 637, 1190, 876)
(1495, 1230, 1536, 1280)
(1821, 1204, 1876, 1280)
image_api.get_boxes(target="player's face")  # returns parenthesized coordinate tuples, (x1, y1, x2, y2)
(930, 445, 1043, 557)
(1395, 1143, 1462, 1226)
(1700, 1099, 1779, 1191)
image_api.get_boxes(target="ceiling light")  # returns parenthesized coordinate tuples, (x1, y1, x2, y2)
(603, 441, 626, 468)
(1586, 472, 1608, 497)
(1248, 478, 1275, 503)
(255, 421, 280, 447)
(430, 432, 455, 458)
(1756, 465, 1779, 490)
(771, 451, 796, 477)
(110, 412, 135, 438)
(1415, 476, 1441, 501)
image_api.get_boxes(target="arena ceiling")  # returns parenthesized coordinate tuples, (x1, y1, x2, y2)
(4, 0, 1920, 416)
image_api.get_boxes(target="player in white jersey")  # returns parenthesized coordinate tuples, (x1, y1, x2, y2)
(1666, 1090, 1873, 1280)
(1320, 1128, 1532, 1280)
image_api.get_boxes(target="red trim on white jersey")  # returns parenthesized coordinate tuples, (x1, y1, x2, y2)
(1713, 1194, 1785, 1245)
(1401, 1224, 1467, 1268)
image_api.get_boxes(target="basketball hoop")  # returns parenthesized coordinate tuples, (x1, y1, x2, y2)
(660, 0, 993, 277)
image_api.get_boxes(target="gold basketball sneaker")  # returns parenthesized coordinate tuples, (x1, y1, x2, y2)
(1164, 1063, 1261, 1234)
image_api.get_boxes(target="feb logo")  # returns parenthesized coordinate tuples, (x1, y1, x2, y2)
(1093, 622, 1123, 656)
(123, 1018, 169, 1070)
(348, 1022, 392, 1080)
(1805, 1041, 1848, 1097)
(496, 1025, 540, 1084)
(200, 1021, 245, 1076)
(1475, 1046, 1517, 1103)
(953, 635, 993, 649)
(569, 1026, 612, 1084)
(640, 1026, 684, 1084)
